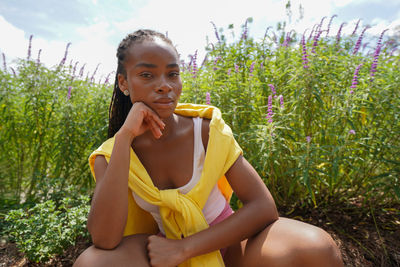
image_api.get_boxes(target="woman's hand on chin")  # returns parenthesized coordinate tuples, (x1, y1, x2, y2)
(119, 102, 165, 140)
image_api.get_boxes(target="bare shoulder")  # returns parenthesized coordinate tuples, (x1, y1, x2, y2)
(201, 118, 210, 151)
(93, 155, 108, 183)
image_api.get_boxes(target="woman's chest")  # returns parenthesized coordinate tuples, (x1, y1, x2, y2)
(133, 134, 195, 190)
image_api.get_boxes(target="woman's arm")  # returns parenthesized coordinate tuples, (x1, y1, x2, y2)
(87, 130, 134, 249)
(147, 121, 278, 266)
(183, 155, 278, 255)
(87, 103, 165, 249)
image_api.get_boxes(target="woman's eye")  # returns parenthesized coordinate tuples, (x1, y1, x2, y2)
(169, 72, 180, 77)
(140, 72, 152, 78)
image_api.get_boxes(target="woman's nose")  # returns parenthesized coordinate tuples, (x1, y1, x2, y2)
(156, 77, 172, 93)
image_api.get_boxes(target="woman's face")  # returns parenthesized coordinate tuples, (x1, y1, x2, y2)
(118, 38, 182, 119)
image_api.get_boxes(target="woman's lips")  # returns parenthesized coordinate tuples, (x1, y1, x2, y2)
(153, 99, 174, 108)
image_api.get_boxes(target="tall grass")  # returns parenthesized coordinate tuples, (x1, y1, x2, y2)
(180, 18, 400, 208)
(0, 43, 111, 207)
(0, 17, 399, 212)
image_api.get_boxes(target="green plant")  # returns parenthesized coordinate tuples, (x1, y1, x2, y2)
(4, 195, 90, 263)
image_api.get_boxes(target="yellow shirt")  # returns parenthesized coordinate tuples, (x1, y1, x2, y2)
(89, 103, 242, 266)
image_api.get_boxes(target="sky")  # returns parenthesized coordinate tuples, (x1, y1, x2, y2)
(1, 0, 399, 81)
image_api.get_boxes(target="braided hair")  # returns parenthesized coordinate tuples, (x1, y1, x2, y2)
(107, 29, 177, 138)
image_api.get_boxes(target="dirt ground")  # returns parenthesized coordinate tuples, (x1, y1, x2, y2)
(1, 203, 399, 267)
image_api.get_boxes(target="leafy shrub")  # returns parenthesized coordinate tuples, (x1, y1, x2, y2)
(4, 195, 90, 263)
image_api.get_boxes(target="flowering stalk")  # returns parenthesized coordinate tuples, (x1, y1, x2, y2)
(27, 35, 33, 61)
(2, 53, 6, 71)
(301, 34, 309, 69)
(90, 63, 100, 83)
(350, 63, 362, 94)
(279, 95, 284, 108)
(210, 21, 221, 44)
(205, 92, 211, 105)
(370, 29, 388, 77)
(351, 19, 361, 35)
(249, 62, 255, 76)
(268, 84, 276, 96)
(370, 45, 381, 77)
(353, 26, 369, 54)
(59, 42, 71, 67)
(266, 95, 273, 123)
(234, 64, 239, 73)
(36, 49, 42, 67)
(263, 26, 272, 40)
(79, 64, 86, 77)
(191, 50, 198, 78)
(336, 22, 346, 44)
(10, 67, 16, 76)
(241, 19, 248, 40)
(67, 86, 72, 100)
(311, 29, 323, 53)
(326, 14, 337, 36)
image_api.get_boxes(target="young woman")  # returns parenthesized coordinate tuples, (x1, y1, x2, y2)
(74, 29, 343, 267)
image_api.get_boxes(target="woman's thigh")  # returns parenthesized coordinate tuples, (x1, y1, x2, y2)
(73, 234, 151, 267)
(223, 217, 343, 267)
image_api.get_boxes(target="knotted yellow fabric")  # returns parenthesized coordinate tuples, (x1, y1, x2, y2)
(89, 103, 242, 267)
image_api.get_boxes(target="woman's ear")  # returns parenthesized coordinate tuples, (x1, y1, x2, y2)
(118, 73, 128, 93)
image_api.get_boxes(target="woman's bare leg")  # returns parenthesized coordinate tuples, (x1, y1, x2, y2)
(73, 234, 151, 267)
(224, 217, 343, 267)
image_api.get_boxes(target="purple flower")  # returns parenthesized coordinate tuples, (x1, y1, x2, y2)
(10, 67, 16, 76)
(326, 15, 337, 36)
(336, 22, 347, 44)
(351, 19, 361, 36)
(268, 84, 276, 96)
(301, 34, 309, 69)
(59, 42, 72, 67)
(349, 129, 356, 135)
(72, 61, 79, 77)
(191, 50, 198, 78)
(234, 64, 239, 73)
(205, 92, 211, 105)
(353, 26, 369, 54)
(210, 21, 221, 43)
(241, 19, 248, 40)
(214, 56, 221, 65)
(350, 64, 362, 94)
(36, 49, 42, 67)
(249, 62, 255, 76)
(200, 54, 208, 68)
(27, 35, 33, 60)
(67, 86, 72, 100)
(104, 71, 114, 85)
(311, 29, 323, 53)
(279, 95, 284, 108)
(2, 53, 6, 71)
(227, 68, 231, 76)
(370, 29, 388, 77)
(306, 136, 311, 143)
(308, 24, 317, 42)
(79, 64, 86, 77)
(90, 63, 100, 83)
(266, 95, 273, 123)
(263, 26, 272, 40)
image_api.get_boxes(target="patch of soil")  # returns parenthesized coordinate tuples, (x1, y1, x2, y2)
(1, 204, 399, 266)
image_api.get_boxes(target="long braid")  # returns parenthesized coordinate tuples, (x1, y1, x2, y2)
(107, 29, 177, 138)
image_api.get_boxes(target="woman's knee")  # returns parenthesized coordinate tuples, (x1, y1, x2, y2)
(275, 218, 343, 267)
(73, 234, 151, 267)
(242, 217, 343, 267)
